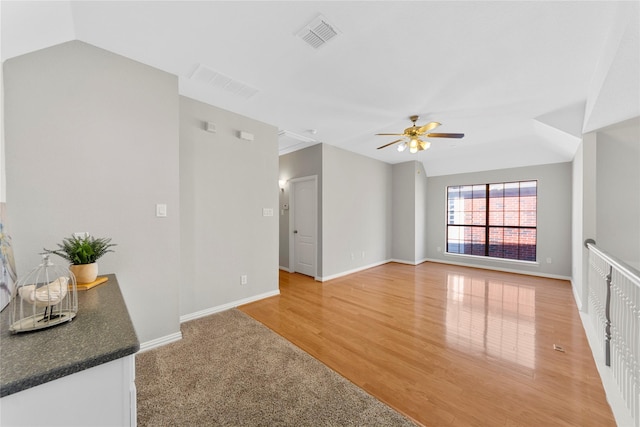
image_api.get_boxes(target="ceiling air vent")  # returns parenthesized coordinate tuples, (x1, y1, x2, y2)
(190, 64, 259, 99)
(297, 15, 339, 49)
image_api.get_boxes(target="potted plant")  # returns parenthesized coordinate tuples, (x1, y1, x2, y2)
(45, 235, 116, 284)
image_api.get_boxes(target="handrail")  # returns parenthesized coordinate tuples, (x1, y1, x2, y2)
(585, 239, 640, 285)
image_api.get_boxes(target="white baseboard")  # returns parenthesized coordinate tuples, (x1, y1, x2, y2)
(388, 258, 416, 265)
(318, 260, 390, 282)
(570, 278, 584, 311)
(179, 289, 280, 323)
(139, 290, 280, 352)
(315, 258, 570, 284)
(279, 266, 292, 273)
(423, 257, 571, 281)
(138, 331, 183, 353)
(388, 258, 429, 266)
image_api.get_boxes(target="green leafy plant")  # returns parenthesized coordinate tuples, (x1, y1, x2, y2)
(45, 235, 116, 265)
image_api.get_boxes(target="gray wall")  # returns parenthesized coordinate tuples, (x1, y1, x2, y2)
(321, 144, 392, 279)
(426, 162, 573, 277)
(4, 41, 181, 343)
(179, 96, 279, 316)
(1, 65, 5, 203)
(415, 162, 428, 261)
(278, 143, 322, 272)
(595, 117, 640, 269)
(390, 161, 428, 264)
(391, 162, 416, 262)
(572, 137, 595, 308)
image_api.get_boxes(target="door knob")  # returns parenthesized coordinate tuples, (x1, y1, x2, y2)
(293, 230, 298, 234)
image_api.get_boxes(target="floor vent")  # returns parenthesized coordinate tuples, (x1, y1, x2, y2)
(297, 15, 339, 49)
(190, 64, 258, 99)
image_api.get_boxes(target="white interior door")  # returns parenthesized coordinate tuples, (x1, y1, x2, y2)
(290, 177, 317, 278)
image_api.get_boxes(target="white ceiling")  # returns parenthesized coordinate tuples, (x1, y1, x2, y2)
(2, 1, 639, 176)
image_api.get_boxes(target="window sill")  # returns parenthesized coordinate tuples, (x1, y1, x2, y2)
(444, 252, 539, 266)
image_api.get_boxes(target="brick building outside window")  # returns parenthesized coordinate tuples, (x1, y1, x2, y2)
(447, 181, 537, 261)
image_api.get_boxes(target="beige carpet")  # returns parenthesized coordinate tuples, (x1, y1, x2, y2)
(136, 309, 416, 426)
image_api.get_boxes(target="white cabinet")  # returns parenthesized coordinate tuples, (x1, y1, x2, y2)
(1, 355, 136, 426)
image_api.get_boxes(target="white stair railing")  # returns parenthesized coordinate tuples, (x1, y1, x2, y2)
(585, 239, 639, 427)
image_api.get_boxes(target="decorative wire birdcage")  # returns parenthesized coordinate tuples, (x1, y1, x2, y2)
(10, 254, 78, 333)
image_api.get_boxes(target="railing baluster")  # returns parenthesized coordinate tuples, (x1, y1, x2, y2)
(585, 239, 639, 427)
(605, 265, 612, 366)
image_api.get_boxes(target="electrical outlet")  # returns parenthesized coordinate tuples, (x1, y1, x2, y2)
(241, 275, 247, 285)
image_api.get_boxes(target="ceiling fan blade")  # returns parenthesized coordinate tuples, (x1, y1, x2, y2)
(377, 139, 404, 150)
(426, 133, 465, 139)
(417, 121, 441, 134)
(376, 133, 406, 136)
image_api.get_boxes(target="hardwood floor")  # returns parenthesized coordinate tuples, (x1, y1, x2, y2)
(239, 262, 616, 426)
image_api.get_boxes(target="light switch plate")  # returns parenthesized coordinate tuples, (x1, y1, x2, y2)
(156, 204, 167, 217)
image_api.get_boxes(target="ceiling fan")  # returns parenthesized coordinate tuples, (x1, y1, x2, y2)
(376, 115, 464, 153)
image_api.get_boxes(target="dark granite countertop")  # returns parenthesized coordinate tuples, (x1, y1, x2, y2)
(0, 274, 139, 397)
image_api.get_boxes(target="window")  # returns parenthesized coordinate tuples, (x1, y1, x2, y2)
(446, 180, 537, 261)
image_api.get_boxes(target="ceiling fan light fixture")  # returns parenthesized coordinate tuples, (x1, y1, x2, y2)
(409, 138, 419, 148)
(420, 141, 431, 151)
(397, 142, 407, 152)
(409, 145, 418, 154)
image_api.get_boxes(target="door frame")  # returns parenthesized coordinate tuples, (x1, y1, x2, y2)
(289, 175, 318, 279)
